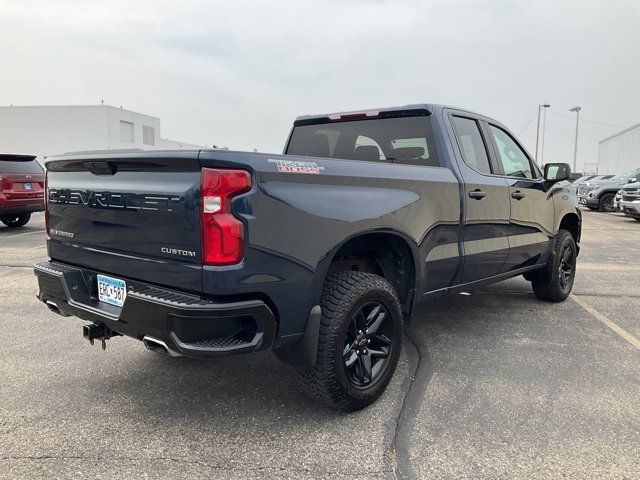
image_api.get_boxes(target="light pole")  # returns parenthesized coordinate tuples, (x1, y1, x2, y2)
(540, 103, 551, 165)
(569, 106, 581, 172)
(534, 103, 550, 165)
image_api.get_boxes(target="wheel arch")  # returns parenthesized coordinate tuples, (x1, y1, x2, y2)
(318, 229, 419, 316)
(276, 229, 418, 369)
(595, 188, 618, 199)
(559, 211, 581, 247)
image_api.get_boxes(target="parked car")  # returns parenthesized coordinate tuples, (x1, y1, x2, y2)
(573, 174, 603, 192)
(568, 172, 585, 183)
(34, 104, 581, 410)
(0, 154, 45, 228)
(573, 174, 596, 185)
(619, 182, 640, 221)
(577, 174, 613, 183)
(578, 169, 640, 211)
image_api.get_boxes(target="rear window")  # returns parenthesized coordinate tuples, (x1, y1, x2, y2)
(286, 116, 440, 167)
(0, 159, 43, 174)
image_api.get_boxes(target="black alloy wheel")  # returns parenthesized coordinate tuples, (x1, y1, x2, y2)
(599, 193, 615, 212)
(558, 244, 575, 291)
(342, 301, 394, 387)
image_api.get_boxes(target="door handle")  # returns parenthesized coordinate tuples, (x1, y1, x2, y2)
(468, 189, 486, 200)
(511, 191, 526, 200)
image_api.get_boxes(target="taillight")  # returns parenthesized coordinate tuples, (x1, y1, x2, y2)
(44, 169, 50, 236)
(200, 168, 251, 265)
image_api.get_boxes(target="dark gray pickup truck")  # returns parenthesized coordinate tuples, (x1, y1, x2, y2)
(34, 104, 581, 410)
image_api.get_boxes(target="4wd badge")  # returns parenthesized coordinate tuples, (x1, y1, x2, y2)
(268, 159, 324, 174)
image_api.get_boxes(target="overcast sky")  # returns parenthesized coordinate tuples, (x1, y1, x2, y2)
(2, 0, 639, 172)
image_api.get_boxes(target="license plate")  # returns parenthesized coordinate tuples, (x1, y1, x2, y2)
(97, 274, 127, 307)
(23, 183, 32, 190)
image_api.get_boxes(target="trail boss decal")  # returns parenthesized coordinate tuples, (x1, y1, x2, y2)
(268, 159, 324, 174)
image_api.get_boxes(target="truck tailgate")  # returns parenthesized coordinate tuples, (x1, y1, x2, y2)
(46, 151, 203, 293)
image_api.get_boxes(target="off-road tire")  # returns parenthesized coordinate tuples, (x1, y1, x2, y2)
(297, 271, 402, 411)
(1, 212, 31, 228)
(598, 193, 615, 212)
(531, 229, 577, 302)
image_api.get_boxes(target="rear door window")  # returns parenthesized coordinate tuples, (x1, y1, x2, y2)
(450, 116, 492, 175)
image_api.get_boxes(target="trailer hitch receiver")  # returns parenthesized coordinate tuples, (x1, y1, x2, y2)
(82, 324, 118, 350)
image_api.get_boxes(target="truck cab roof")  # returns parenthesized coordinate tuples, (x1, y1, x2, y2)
(294, 104, 482, 126)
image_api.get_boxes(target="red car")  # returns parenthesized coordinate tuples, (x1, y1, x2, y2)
(0, 154, 45, 228)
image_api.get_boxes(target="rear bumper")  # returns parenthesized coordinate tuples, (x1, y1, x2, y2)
(0, 202, 44, 215)
(34, 261, 277, 357)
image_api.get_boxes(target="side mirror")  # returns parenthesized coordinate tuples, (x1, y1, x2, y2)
(627, 177, 637, 184)
(544, 163, 571, 182)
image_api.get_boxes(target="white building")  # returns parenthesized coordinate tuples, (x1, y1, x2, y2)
(0, 105, 201, 162)
(597, 122, 640, 174)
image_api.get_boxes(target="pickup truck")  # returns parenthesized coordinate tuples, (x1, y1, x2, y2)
(619, 181, 640, 221)
(34, 104, 581, 411)
(578, 169, 640, 211)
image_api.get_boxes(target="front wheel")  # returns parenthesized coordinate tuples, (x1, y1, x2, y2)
(297, 271, 402, 411)
(531, 230, 577, 302)
(598, 193, 615, 212)
(1, 212, 31, 228)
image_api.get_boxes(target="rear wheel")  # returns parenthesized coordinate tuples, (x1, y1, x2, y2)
(297, 271, 402, 411)
(531, 230, 577, 302)
(1, 213, 31, 228)
(598, 193, 615, 212)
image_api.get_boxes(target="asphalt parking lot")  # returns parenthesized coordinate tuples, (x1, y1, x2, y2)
(1, 211, 638, 479)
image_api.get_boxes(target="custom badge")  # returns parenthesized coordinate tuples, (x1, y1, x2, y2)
(268, 159, 324, 174)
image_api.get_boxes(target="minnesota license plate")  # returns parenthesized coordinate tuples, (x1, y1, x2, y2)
(97, 274, 127, 308)
(23, 183, 32, 190)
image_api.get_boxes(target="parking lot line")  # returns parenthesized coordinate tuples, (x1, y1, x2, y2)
(578, 263, 639, 271)
(571, 294, 640, 350)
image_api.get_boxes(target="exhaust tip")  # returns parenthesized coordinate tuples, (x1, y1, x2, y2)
(46, 301, 59, 313)
(45, 300, 70, 317)
(143, 336, 182, 358)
